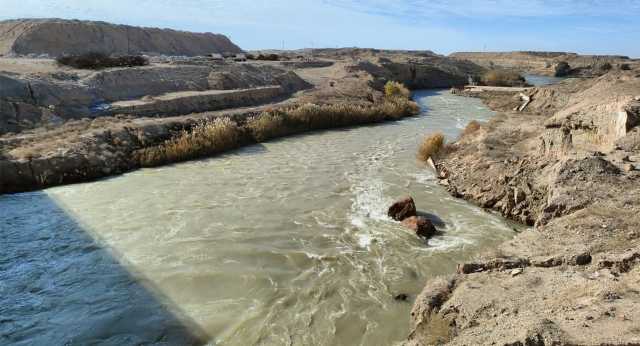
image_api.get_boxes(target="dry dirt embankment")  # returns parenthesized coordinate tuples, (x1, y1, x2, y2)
(450, 51, 637, 77)
(0, 18, 241, 57)
(0, 63, 311, 134)
(405, 70, 640, 345)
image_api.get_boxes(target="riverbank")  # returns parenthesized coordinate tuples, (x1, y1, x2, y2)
(405, 70, 640, 345)
(0, 48, 488, 195)
(1, 90, 519, 346)
(0, 94, 418, 194)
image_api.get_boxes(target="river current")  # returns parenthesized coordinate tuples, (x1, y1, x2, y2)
(1, 90, 520, 345)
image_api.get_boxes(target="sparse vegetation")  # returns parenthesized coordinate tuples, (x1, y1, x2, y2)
(246, 112, 290, 141)
(599, 62, 613, 71)
(461, 120, 482, 138)
(384, 81, 411, 99)
(136, 117, 242, 167)
(417, 132, 445, 162)
(554, 61, 572, 77)
(481, 70, 527, 87)
(56, 52, 149, 70)
(248, 96, 419, 142)
(136, 82, 419, 165)
(255, 53, 280, 61)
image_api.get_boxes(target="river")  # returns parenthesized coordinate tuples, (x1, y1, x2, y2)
(1, 90, 519, 346)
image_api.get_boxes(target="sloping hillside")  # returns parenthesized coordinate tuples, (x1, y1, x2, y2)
(0, 18, 242, 57)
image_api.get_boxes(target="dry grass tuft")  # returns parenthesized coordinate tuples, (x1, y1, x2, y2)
(417, 132, 445, 162)
(246, 112, 289, 141)
(482, 70, 526, 87)
(461, 120, 482, 138)
(247, 89, 419, 142)
(136, 117, 242, 167)
(384, 81, 411, 99)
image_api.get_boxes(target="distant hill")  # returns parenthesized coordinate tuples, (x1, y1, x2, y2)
(449, 51, 631, 76)
(0, 18, 243, 57)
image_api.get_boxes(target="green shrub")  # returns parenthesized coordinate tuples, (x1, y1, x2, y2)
(56, 52, 149, 70)
(417, 133, 445, 162)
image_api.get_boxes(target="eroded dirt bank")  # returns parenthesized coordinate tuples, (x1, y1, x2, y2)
(405, 70, 640, 345)
(450, 51, 638, 78)
(1, 49, 485, 194)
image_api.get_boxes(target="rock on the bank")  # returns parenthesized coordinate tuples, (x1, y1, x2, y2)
(401, 216, 437, 238)
(388, 196, 417, 221)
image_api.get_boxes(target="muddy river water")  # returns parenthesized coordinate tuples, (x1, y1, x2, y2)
(1, 90, 520, 345)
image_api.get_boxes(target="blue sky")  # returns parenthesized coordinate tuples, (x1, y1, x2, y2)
(2, 0, 639, 57)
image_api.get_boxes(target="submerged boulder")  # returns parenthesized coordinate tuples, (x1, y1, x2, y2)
(388, 196, 417, 221)
(401, 216, 437, 238)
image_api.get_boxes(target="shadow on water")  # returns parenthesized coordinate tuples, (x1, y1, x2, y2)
(417, 210, 447, 228)
(0, 191, 209, 346)
(412, 89, 445, 113)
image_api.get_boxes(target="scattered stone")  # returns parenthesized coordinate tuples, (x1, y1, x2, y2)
(568, 252, 592, 266)
(623, 163, 635, 172)
(387, 196, 417, 221)
(532, 255, 564, 268)
(457, 262, 485, 274)
(602, 291, 622, 301)
(598, 251, 640, 273)
(401, 216, 437, 238)
(457, 257, 530, 274)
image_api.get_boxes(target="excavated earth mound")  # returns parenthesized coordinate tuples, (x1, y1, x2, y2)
(0, 18, 242, 57)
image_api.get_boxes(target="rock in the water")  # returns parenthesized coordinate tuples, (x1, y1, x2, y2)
(401, 216, 437, 238)
(388, 196, 417, 221)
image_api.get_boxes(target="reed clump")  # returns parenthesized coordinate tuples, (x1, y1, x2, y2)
(137, 82, 419, 165)
(136, 117, 242, 167)
(247, 85, 419, 142)
(417, 132, 445, 162)
(482, 70, 526, 87)
(246, 111, 290, 141)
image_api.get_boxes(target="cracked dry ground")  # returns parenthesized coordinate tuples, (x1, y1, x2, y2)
(405, 71, 640, 346)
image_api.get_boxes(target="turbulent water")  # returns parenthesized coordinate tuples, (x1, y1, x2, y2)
(1, 90, 520, 346)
